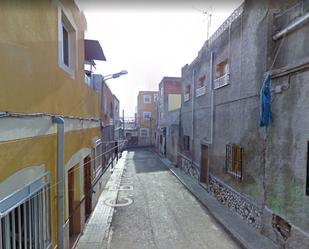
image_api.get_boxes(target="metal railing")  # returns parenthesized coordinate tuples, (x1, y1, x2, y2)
(208, 3, 244, 45)
(214, 73, 230, 89)
(196, 85, 206, 97)
(177, 152, 200, 180)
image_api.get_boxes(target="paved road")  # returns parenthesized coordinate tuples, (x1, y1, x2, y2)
(107, 149, 241, 249)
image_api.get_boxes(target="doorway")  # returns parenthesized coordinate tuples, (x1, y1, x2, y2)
(68, 165, 81, 248)
(84, 156, 92, 221)
(200, 144, 209, 185)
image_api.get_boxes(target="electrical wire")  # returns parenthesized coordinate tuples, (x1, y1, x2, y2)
(0, 140, 127, 218)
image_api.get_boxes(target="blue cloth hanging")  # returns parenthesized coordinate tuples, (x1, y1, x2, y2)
(259, 72, 272, 138)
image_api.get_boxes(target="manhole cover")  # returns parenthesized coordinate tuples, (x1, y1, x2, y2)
(104, 197, 133, 207)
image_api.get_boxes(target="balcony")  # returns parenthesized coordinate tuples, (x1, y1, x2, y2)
(184, 93, 190, 102)
(214, 73, 230, 89)
(196, 85, 206, 97)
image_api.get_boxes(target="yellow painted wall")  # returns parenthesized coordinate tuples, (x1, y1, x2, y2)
(137, 91, 158, 128)
(0, 0, 100, 118)
(0, 127, 100, 246)
(168, 94, 181, 111)
(0, 1, 103, 247)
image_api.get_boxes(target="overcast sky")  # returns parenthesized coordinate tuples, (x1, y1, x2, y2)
(78, 1, 243, 116)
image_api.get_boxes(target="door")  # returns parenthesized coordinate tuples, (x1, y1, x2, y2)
(68, 165, 81, 248)
(68, 167, 75, 237)
(84, 156, 92, 221)
(200, 144, 209, 185)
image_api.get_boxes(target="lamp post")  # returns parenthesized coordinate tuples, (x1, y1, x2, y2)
(103, 70, 128, 81)
(100, 70, 127, 170)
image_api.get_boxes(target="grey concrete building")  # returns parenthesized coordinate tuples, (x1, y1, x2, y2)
(178, 0, 309, 248)
(156, 77, 182, 163)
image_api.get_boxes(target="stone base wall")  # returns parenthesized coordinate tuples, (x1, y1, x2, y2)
(208, 175, 262, 230)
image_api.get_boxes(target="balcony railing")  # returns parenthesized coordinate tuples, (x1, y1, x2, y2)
(184, 93, 190, 102)
(196, 85, 206, 97)
(214, 73, 230, 89)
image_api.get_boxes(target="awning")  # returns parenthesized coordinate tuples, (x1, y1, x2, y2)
(84, 39, 106, 62)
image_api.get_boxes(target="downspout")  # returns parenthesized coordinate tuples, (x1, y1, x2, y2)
(210, 52, 214, 144)
(52, 116, 65, 249)
(273, 12, 309, 41)
(191, 69, 196, 163)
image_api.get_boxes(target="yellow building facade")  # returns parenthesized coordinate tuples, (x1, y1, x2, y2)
(136, 91, 158, 145)
(0, 1, 104, 249)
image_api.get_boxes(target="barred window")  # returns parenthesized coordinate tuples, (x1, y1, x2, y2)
(226, 143, 243, 180)
(0, 174, 52, 249)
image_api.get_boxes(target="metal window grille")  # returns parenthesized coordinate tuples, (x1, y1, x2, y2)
(0, 177, 52, 249)
(226, 143, 243, 181)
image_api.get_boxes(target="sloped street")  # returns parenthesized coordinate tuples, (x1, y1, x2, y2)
(107, 149, 240, 249)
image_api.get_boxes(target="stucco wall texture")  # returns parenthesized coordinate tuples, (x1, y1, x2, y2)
(0, 0, 100, 118)
(180, 0, 309, 247)
(0, 1, 102, 248)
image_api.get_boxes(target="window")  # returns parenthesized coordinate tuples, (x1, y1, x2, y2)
(140, 128, 149, 137)
(196, 75, 206, 97)
(0, 175, 52, 249)
(183, 135, 190, 151)
(184, 85, 191, 102)
(62, 26, 69, 66)
(143, 112, 151, 120)
(214, 59, 230, 89)
(198, 75, 206, 88)
(58, 5, 77, 77)
(216, 59, 229, 79)
(226, 143, 243, 180)
(144, 95, 151, 103)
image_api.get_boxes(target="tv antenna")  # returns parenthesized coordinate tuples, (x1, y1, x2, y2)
(193, 6, 212, 40)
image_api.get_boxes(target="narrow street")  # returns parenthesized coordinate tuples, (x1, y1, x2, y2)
(107, 149, 241, 249)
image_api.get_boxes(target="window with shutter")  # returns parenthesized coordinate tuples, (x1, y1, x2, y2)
(226, 143, 243, 180)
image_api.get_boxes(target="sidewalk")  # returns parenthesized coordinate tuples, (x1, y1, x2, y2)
(157, 156, 279, 249)
(75, 152, 127, 249)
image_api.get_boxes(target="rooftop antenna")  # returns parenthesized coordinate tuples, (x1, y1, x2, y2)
(193, 6, 212, 40)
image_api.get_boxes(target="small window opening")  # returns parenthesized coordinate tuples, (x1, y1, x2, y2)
(216, 59, 229, 79)
(226, 143, 243, 180)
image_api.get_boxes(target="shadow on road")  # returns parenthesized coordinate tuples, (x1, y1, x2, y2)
(126, 148, 169, 174)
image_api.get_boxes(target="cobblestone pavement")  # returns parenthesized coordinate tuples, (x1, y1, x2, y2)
(107, 149, 241, 249)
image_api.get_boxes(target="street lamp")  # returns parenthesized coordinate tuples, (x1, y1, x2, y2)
(100, 70, 128, 158)
(103, 70, 128, 81)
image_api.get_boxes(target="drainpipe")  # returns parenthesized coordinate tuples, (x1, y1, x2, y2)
(191, 69, 196, 162)
(273, 12, 309, 41)
(210, 51, 214, 144)
(52, 116, 65, 249)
